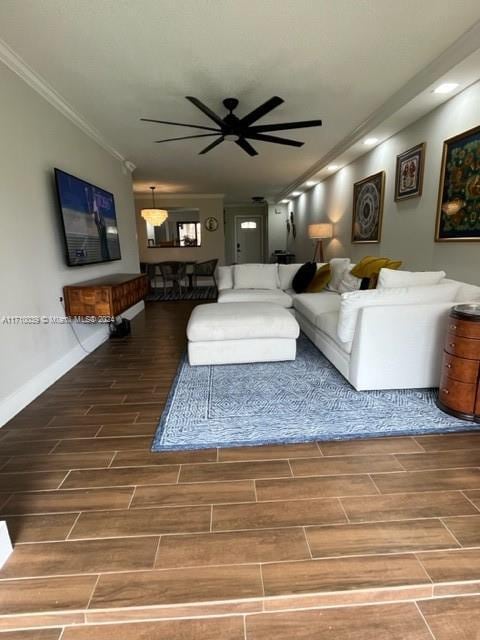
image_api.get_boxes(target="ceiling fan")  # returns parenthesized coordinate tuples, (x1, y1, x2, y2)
(141, 96, 322, 156)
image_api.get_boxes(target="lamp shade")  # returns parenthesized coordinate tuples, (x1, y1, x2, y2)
(308, 223, 333, 239)
(141, 208, 169, 226)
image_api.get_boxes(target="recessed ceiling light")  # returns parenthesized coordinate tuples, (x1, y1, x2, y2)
(305, 181, 317, 187)
(290, 191, 302, 197)
(327, 165, 339, 171)
(280, 199, 290, 204)
(364, 137, 379, 146)
(433, 83, 459, 94)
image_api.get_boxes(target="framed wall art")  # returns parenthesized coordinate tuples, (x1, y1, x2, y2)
(351, 171, 385, 244)
(394, 142, 425, 201)
(435, 125, 480, 242)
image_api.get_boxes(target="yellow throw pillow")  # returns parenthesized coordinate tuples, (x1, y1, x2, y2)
(351, 256, 402, 279)
(306, 263, 331, 293)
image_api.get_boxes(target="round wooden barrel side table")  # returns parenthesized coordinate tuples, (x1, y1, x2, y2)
(436, 304, 480, 423)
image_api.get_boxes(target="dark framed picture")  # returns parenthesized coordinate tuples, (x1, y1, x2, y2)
(435, 125, 480, 242)
(394, 142, 425, 201)
(351, 171, 385, 244)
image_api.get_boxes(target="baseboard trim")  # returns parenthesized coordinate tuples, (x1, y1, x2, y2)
(0, 301, 144, 427)
(0, 522, 13, 569)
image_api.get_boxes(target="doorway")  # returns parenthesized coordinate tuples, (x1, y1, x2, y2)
(234, 215, 264, 263)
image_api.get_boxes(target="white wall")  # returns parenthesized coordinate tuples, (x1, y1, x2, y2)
(288, 80, 480, 283)
(0, 62, 141, 426)
(268, 204, 289, 257)
(135, 194, 225, 265)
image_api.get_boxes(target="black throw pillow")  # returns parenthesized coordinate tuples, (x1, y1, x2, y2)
(292, 262, 317, 293)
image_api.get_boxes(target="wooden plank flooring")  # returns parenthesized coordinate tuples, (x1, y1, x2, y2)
(1, 301, 480, 638)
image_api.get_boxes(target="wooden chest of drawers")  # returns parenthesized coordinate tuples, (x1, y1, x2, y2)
(437, 306, 480, 422)
(63, 273, 149, 318)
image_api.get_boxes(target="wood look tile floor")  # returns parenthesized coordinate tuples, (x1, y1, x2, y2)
(1, 301, 480, 638)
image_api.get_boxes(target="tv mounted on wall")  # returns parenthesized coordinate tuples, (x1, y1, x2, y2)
(54, 168, 121, 266)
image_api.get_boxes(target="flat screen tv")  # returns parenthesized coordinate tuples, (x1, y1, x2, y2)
(55, 168, 121, 266)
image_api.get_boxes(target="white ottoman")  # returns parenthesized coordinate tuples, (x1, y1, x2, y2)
(187, 302, 300, 366)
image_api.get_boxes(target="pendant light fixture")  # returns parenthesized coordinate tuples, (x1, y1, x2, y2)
(141, 186, 169, 226)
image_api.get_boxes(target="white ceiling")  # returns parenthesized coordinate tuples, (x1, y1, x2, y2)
(1, 0, 480, 202)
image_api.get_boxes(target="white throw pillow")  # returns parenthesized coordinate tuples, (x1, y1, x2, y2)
(327, 258, 351, 292)
(216, 266, 233, 291)
(454, 282, 480, 302)
(337, 270, 362, 294)
(233, 264, 279, 290)
(337, 283, 460, 343)
(377, 268, 446, 289)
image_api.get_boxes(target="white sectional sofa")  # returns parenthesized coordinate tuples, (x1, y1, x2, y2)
(215, 263, 480, 391)
(217, 263, 306, 309)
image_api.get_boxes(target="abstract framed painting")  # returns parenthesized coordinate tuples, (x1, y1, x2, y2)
(351, 171, 385, 244)
(435, 125, 480, 242)
(394, 142, 426, 201)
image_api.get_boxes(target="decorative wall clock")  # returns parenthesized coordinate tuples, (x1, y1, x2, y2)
(351, 171, 385, 244)
(204, 216, 219, 232)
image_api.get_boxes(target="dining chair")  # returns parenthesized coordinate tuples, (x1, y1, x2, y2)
(193, 259, 218, 291)
(158, 261, 188, 295)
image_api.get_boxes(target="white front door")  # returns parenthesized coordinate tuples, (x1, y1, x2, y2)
(235, 216, 263, 263)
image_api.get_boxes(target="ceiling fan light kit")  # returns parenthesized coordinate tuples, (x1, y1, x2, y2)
(141, 96, 322, 156)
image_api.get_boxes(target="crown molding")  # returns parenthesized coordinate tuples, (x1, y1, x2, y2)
(277, 19, 480, 200)
(0, 37, 135, 172)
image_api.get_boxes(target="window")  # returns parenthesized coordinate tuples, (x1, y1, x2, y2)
(240, 221, 257, 229)
(177, 222, 202, 247)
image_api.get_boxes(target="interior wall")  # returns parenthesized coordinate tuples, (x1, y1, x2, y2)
(267, 204, 289, 258)
(0, 62, 141, 426)
(135, 194, 225, 265)
(288, 80, 480, 284)
(224, 204, 268, 265)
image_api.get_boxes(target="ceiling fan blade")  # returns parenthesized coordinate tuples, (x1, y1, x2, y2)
(250, 119, 323, 133)
(141, 118, 220, 132)
(154, 134, 219, 143)
(240, 96, 284, 127)
(199, 136, 225, 155)
(244, 132, 304, 147)
(186, 97, 225, 127)
(235, 138, 258, 156)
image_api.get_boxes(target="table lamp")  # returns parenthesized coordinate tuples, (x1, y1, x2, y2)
(308, 223, 333, 262)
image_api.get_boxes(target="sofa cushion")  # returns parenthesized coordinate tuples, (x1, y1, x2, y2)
(351, 256, 402, 278)
(293, 291, 341, 327)
(292, 262, 317, 293)
(377, 268, 446, 289)
(216, 266, 233, 290)
(187, 302, 300, 342)
(326, 258, 351, 292)
(316, 310, 353, 354)
(337, 283, 460, 343)
(278, 263, 304, 290)
(217, 288, 293, 308)
(454, 282, 480, 302)
(233, 264, 278, 290)
(337, 270, 362, 294)
(306, 263, 331, 292)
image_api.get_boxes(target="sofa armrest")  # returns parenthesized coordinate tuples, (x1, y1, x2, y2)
(349, 302, 455, 390)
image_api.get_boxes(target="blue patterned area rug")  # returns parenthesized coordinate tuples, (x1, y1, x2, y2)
(152, 335, 476, 451)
